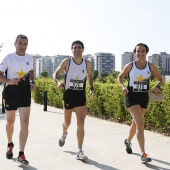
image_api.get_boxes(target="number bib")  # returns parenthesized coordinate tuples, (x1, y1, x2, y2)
(133, 81, 148, 92)
(69, 79, 84, 90)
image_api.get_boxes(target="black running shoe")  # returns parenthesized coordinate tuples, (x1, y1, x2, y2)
(16, 154, 29, 165)
(141, 153, 152, 164)
(124, 139, 132, 154)
(6, 143, 14, 159)
(59, 132, 68, 147)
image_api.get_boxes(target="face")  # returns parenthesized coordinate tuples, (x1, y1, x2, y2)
(135, 45, 147, 60)
(15, 38, 28, 56)
(72, 43, 84, 57)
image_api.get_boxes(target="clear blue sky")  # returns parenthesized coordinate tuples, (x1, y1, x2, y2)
(0, 0, 170, 71)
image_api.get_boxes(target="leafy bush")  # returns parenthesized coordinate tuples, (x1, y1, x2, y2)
(32, 77, 170, 136)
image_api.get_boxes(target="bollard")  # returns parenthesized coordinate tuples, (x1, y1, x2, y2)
(44, 90, 47, 111)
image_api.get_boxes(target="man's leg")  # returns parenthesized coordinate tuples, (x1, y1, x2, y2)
(18, 107, 30, 152)
(63, 109, 72, 134)
(6, 110, 16, 159)
(75, 106, 87, 148)
(59, 109, 72, 147)
(6, 110, 16, 143)
(75, 106, 88, 160)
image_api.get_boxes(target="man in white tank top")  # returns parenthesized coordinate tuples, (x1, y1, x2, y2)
(53, 40, 94, 161)
(0, 34, 35, 165)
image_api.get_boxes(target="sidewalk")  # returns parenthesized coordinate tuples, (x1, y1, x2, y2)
(0, 85, 170, 170)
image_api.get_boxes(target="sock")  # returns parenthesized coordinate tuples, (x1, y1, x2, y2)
(8, 142, 13, 147)
(78, 147, 82, 151)
(19, 151, 24, 156)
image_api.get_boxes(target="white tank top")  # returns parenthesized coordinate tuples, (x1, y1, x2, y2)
(0, 52, 33, 79)
(65, 57, 87, 91)
(128, 61, 151, 92)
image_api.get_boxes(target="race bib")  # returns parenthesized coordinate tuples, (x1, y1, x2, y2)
(69, 79, 84, 90)
(133, 81, 148, 92)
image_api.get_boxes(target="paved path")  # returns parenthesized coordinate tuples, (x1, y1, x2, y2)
(0, 85, 170, 170)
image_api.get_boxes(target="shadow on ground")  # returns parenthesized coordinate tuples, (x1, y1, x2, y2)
(64, 151, 119, 170)
(133, 152, 170, 170)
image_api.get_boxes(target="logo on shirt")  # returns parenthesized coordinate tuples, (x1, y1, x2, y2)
(26, 62, 29, 65)
(82, 70, 85, 73)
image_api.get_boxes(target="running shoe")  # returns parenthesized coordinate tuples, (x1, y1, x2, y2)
(16, 154, 29, 165)
(124, 139, 132, 154)
(76, 150, 88, 161)
(141, 153, 152, 163)
(59, 132, 68, 147)
(6, 143, 14, 159)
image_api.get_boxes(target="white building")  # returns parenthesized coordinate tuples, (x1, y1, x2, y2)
(121, 52, 136, 70)
(36, 56, 53, 78)
(94, 52, 115, 75)
(148, 52, 170, 75)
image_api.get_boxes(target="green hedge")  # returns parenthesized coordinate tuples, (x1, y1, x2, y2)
(32, 77, 170, 136)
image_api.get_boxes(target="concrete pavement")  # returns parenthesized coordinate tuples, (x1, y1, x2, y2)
(0, 85, 170, 170)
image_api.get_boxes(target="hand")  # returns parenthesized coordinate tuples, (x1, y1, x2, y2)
(122, 87, 129, 95)
(152, 86, 161, 93)
(8, 78, 20, 85)
(58, 82, 64, 90)
(30, 83, 35, 91)
(90, 89, 94, 99)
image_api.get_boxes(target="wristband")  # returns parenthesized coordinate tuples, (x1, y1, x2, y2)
(30, 81, 35, 85)
(90, 87, 94, 90)
(156, 84, 161, 90)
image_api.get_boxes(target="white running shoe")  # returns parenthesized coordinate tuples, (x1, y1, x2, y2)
(76, 150, 88, 161)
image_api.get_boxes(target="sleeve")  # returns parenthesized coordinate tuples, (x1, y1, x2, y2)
(0, 55, 9, 72)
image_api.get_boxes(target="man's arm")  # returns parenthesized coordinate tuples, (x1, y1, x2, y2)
(0, 71, 19, 85)
(86, 60, 94, 98)
(30, 70, 35, 83)
(53, 58, 68, 89)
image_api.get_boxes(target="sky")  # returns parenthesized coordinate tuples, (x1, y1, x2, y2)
(0, 0, 170, 71)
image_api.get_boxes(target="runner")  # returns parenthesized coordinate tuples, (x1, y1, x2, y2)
(118, 43, 163, 163)
(0, 34, 35, 165)
(53, 40, 94, 160)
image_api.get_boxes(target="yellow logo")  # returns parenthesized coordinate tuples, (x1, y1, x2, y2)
(16, 69, 26, 78)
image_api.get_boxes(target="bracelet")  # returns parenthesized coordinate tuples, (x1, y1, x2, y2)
(90, 87, 94, 91)
(30, 81, 35, 85)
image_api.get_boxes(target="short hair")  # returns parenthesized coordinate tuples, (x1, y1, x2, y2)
(133, 43, 149, 54)
(71, 40, 84, 49)
(15, 34, 28, 44)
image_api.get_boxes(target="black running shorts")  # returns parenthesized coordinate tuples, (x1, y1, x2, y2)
(63, 89, 86, 109)
(124, 87, 149, 108)
(3, 84, 31, 111)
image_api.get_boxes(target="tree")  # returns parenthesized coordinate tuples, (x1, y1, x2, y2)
(93, 70, 98, 80)
(40, 70, 48, 77)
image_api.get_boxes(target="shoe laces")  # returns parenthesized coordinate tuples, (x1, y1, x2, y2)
(142, 153, 149, 158)
(7, 145, 13, 154)
(126, 142, 132, 148)
(77, 150, 86, 158)
(20, 154, 26, 160)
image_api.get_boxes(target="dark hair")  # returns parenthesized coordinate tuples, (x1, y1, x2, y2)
(15, 34, 28, 44)
(133, 43, 149, 53)
(71, 40, 84, 49)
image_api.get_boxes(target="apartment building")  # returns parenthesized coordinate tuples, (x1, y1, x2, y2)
(83, 54, 94, 72)
(94, 52, 115, 75)
(148, 52, 170, 75)
(121, 52, 136, 70)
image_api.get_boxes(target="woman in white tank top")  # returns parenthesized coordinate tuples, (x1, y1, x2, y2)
(118, 43, 163, 163)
